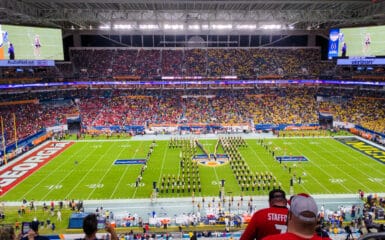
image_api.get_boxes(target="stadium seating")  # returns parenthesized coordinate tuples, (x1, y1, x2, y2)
(2, 48, 385, 85)
(0, 48, 323, 82)
(1, 86, 384, 146)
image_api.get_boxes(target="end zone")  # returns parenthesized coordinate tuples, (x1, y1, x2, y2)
(335, 137, 385, 164)
(0, 141, 74, 196)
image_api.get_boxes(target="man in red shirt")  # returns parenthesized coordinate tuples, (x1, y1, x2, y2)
(262, 193, 331, 240)
(240, 189, 288, 240)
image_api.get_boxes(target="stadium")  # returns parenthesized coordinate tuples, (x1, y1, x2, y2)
(1, 0, 385, 239)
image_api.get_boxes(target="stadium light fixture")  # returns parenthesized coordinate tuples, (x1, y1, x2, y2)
(212, 24, 232, 30)
(99, 25, 111, 30)
(164, 24, 184, 30)
(235, 24, 257, 30)
(113, 24, 133, 30)
(188, 24, 200, 30)
(202, 24, 210, 30)
(260, 24, 282, 30)
(139, 24, 159, 30)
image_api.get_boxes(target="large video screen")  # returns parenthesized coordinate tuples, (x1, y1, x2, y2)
(328, 25, 385, 59)
(0, 24, 64, 60)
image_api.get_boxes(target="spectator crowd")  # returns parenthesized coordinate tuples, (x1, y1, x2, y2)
(0, 86, 384, 148)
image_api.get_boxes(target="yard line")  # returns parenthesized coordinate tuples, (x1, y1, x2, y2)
(286, 139, 332, 193)
(43, 143, 102, 199)
(156, 142, 171, 192)
(274, 138, 331, 194)
(312, 138, 373, 191)
(321, 138, 379, 192)
(246, 145, 271, 170)
(330, 138, 385, 175)
(63, 142, 118, 199)
(211, 162, 220, 188)
(109, 141, 143, 199)
(21, 142, 90, 200)
(203, 138, 221, 186)
(293, 138, 359, 193)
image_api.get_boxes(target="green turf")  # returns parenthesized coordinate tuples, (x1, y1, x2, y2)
(2, 137, 385, 202)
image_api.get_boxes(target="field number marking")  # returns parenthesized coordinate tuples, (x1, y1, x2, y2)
(368, 178, 383, 183)
(46, 184, 62, 190)
(329, 178, 345, 183)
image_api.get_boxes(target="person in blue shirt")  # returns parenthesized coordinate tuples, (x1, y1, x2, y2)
(8, 43, 15, 60)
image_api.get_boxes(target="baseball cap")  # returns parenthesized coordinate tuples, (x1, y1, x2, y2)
(289, 193, 318, 222)
(269, 189, 286, 201)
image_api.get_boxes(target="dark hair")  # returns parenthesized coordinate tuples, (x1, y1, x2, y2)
(269, 189, 286, 201)
(83, 214, 98, 236)
(30, 220, 39, 232)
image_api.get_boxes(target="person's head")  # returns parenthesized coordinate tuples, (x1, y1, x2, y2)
(30, 220, 39, 233)
(0, 226, 16, 239)
(287, 193, 318, 238)
(83, 214, 98, 237)
(268, 189, 287, 207)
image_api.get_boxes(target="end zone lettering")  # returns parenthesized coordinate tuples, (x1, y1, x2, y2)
(0, 142, 74, 195)
(336, 137, 385, 164)
(345, 141, 385, 162)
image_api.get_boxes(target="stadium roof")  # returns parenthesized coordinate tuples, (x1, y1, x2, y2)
(1, 0, 385, 31)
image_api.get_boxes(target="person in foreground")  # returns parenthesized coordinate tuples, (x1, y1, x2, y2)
(262, 193, 331, 240)
(79, 213, 118, 240)
(21, 220, 49, 240)
(240, 189, 289, 240)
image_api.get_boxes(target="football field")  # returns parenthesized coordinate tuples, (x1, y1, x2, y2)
(1, 136, 385, 202)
